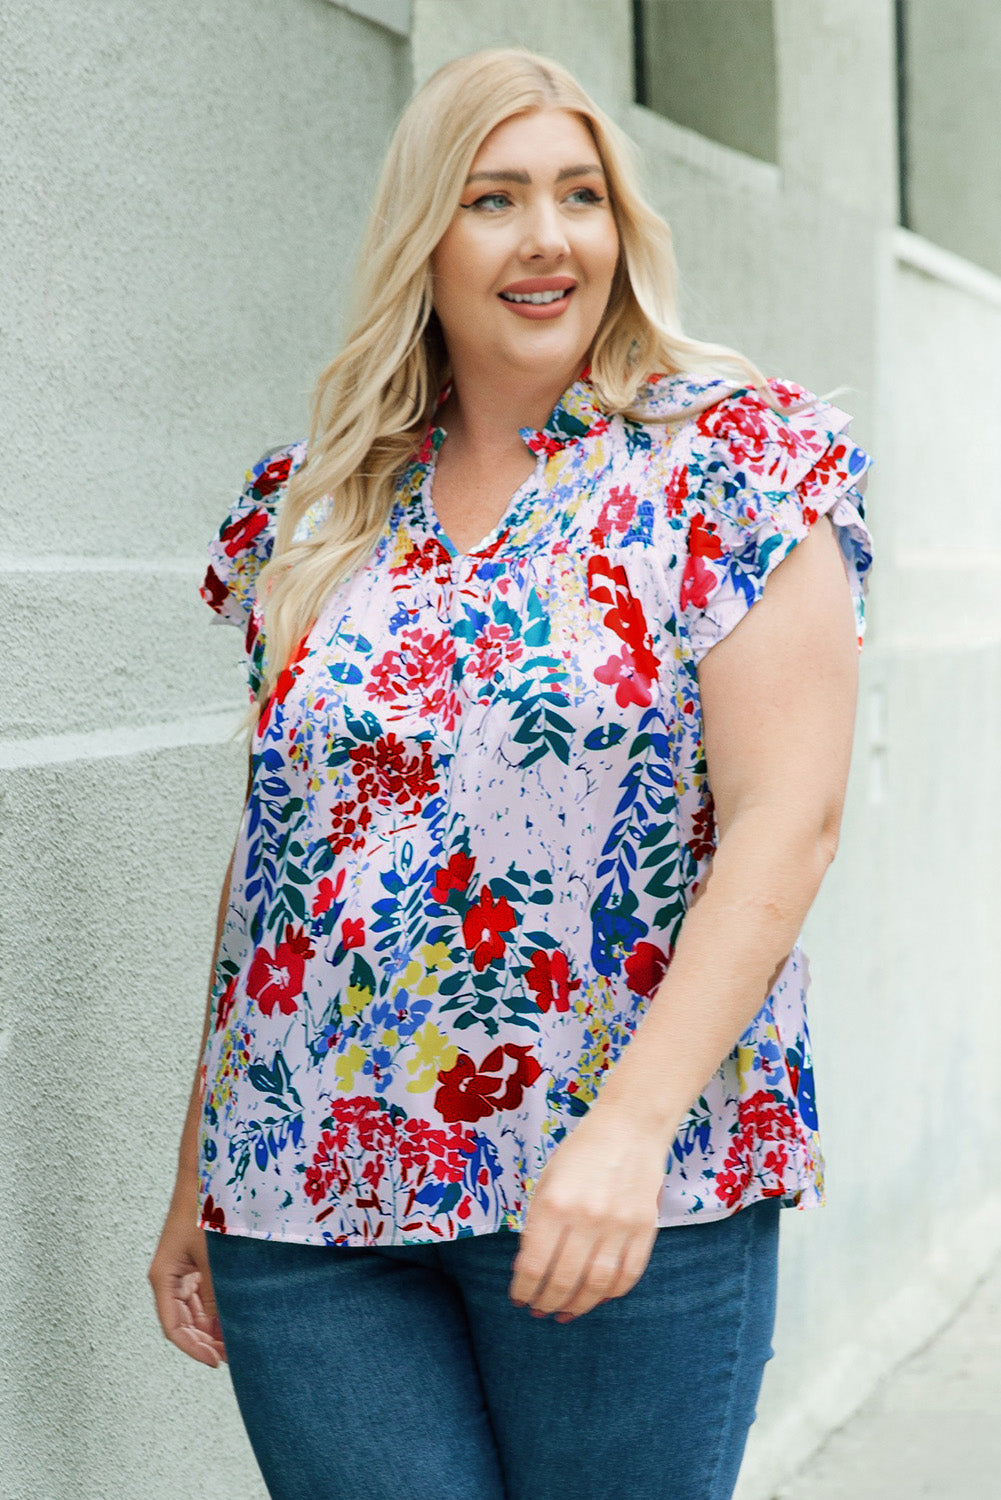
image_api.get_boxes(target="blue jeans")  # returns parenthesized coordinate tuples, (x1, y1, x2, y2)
(207, 1198, 780, 1500)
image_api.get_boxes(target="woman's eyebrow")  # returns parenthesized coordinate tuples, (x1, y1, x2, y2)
(464, 163, 605, 185)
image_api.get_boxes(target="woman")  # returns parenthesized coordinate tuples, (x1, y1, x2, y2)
(150, 47, 872, 1500)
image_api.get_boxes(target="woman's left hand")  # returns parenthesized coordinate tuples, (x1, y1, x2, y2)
(507, 1102, 670, 1322)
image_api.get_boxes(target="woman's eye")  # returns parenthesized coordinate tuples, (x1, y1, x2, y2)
(462, 192, 512, 212)
(566, 186, 604, 206)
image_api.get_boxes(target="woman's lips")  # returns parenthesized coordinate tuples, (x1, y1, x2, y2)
(498, 286, 576, 320)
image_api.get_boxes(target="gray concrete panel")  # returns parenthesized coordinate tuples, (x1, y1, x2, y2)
(0, 0, 407, 561)
(903, 0, 1001, 279)
(0, 740, 256, 1498)
(637, 0, 778, 164)
(1, 566, 248, 739)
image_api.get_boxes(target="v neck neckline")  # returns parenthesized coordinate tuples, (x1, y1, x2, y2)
(419, 429, 544, 561)
(408, 369, 608, 563)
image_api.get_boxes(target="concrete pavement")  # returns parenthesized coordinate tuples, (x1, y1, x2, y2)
(774, 1253, 1001, 1498)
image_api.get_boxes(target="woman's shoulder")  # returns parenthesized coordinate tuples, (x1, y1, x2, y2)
(633, 372, 870, 501)
(631, 369, 743, 425)
(655, 376, 874, 662)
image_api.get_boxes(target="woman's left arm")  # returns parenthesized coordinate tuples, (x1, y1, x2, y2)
(509, 516, 860, 1321)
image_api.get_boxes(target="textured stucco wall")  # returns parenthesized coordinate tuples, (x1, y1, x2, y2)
(3, 2, 999, 1498)
(0, 2, 407, 1496)
(902, 0, 1001, 279)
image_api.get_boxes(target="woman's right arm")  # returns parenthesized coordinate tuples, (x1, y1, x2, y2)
(147, 759, 251, 1368)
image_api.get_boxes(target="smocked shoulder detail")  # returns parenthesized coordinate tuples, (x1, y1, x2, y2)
(676, 380, 873, 662)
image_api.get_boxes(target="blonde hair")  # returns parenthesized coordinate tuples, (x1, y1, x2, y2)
(255, 47, 773, 703)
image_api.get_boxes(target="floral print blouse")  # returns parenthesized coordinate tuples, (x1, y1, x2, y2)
(197, 370, 873, 1247)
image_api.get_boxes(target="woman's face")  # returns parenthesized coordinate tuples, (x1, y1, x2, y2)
(430, 107, 620, 389)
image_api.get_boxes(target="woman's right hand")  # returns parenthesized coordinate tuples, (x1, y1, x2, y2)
(148, 1179, 227, 1369)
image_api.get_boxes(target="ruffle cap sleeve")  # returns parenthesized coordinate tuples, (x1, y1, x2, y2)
(200, 441, 307, 697)
(677, 380, 873, 663)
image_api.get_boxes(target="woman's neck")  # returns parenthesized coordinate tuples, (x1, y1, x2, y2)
(438, 355, 584, 453)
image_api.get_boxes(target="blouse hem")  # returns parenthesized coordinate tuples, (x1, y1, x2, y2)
(201, 1177, 822, 1249)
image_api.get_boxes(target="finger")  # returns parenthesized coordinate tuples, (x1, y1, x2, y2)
(173, 1322, 226, 1369)
(554, 1237, 628, 1321)
(522, 1226, 597, 1317)
(508, 1214, 569, 1308)
(557, 1222, 659, 1322)
(603, 1225, 658, 1302)
(151, 1265, 227, 1368)
(179, 1255, 227, 1355)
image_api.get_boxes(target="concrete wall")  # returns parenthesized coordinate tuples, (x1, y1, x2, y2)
(3, 2, 998, 1497)
(0, 3, 407, 1496)
(902, 0, 1001, 279)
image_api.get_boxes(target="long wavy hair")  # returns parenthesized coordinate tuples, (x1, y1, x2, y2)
(254, 47, 773, 704)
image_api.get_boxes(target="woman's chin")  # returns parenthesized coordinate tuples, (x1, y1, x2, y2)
(492, 324, 595, 379)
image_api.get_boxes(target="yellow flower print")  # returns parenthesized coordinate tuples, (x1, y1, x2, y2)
(390, 528, 415, 568)
(736, 1043, 758, 1092)
(341, 984, 373, 1021)
(334, 1042, 367, 1092)
(416, 941, 453, 996)
(405, 1022, 458, 1094)
(399, 944, 453, 999)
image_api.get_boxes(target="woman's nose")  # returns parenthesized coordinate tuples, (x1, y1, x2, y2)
(520, 199, 570, 260)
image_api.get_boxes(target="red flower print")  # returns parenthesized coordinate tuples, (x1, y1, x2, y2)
(697, 392, 776, 456)
(594, 484, 638, 538)
(245, 924, 315, 1018)
(213, 975, 238, 1033)
(220, 506, 270, 558)
(341, 917, 365, 950)
(587, 556, 661, 685)
(303, 1105, 478, 1214)
(623, 941, 670, 998)
(466, 624, 523, 688)
(311, 869, 346, 917)
(391, 535, 452, 578)
(367, 629, 460, 728)
(679, 511, 724, 614)
(663, 464, 689, 518)
(251, 453, 294, 500)
(593, 645, 655, 708)
(687, 800, 716, 863)
(349, 734, 440, 816)
(462, 886, 517, 971)
(763, 1146, 789, 1177)
(200, 564, 228, 613)
(768, 379, 807, 409)
(245, 608, 261, 657)
(435, 1044, 543, 1124)
(304, 1129, 342, 1205)
(687, 512, 724, 560)
(257, 633, 311, 736)
(397, 1117, 475, 1183)
(679, 553, 717, 612)
(199, 1194, 227, 1232)
(738, 1090, 798, 1142)
(431, 850, 476, 905)
(525, 431, 566, 459)
(714, 1151, 754, 1209)
(328, 797, 373, 856)
(525, 948, 580, 1012)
